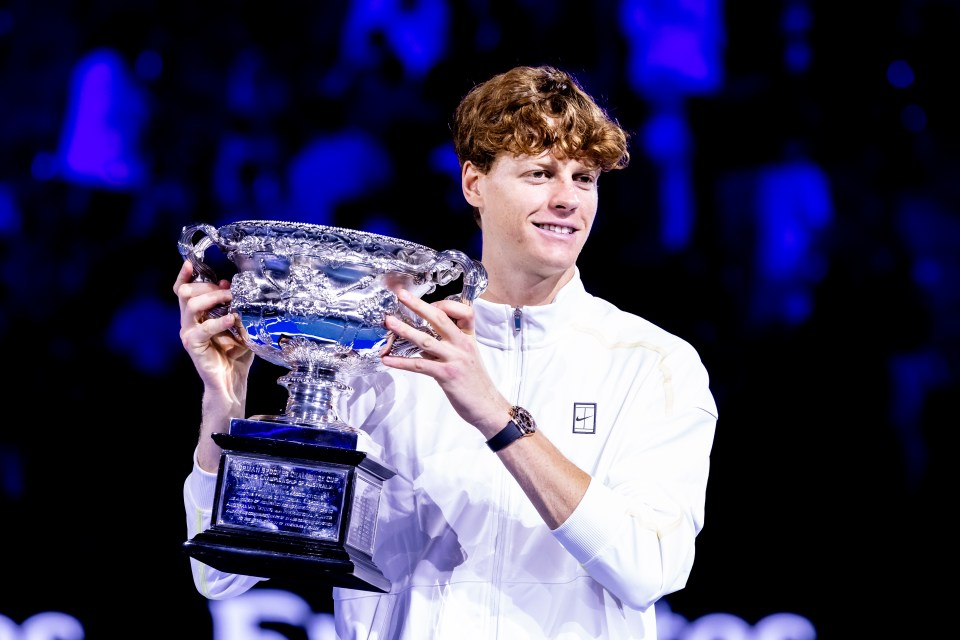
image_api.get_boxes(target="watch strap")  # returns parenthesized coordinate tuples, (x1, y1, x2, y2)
(486, 420, 525, 452)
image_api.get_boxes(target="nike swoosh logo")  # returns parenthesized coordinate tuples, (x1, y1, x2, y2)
(575, 414, 593, 421)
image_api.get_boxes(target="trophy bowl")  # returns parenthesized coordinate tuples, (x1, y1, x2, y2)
(178, 220, 487, 591)
(179, 219, 488, 430)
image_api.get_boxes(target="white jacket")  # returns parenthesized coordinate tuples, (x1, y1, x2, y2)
(184, 270, 718, 639)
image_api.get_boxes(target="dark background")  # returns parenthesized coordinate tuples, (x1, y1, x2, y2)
(0, 1, 956, 638)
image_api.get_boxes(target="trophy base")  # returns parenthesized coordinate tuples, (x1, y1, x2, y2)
(183, 528, 391, 593)
(183, 417, 396, 593)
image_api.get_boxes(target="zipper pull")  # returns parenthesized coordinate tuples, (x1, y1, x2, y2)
(513, 307, 522, 332)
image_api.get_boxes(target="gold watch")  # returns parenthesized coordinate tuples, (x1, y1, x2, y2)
(486, 406, 537, 452)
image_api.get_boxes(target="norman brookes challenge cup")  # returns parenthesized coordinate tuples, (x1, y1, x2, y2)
(177, 220, 488, 592)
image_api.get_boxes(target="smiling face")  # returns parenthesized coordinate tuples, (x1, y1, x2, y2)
(462, 149, 600, 305)
(451, 65, 630, 306)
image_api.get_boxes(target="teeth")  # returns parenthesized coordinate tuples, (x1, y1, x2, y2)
(537, 224, 573, 234)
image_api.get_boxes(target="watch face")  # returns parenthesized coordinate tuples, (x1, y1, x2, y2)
(510, 406, 536, 435)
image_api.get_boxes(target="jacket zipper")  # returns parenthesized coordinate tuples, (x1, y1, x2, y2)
(492, 306, 523, 636)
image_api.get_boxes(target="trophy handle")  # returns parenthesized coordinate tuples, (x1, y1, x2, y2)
(178, 223, 232, 319)
(178, 223, 223, 283)
(434, 249, 488, 306)
(388, 250, 489, 358)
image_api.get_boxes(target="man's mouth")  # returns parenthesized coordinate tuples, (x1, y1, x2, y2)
(535, 223, 574, 235)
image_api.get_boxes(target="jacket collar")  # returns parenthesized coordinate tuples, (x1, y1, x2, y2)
(473, 268, 587, 349)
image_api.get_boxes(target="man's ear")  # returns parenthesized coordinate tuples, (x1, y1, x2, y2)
(461, 161, 483, 208)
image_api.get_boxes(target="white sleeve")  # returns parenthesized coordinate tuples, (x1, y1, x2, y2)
(552, 342, 717, 610)
(183, 447, 265, 599)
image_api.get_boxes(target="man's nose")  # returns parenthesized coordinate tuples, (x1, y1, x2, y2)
(551, 179, 581, 211)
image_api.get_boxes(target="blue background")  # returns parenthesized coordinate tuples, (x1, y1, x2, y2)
(0, 1, 955, 638)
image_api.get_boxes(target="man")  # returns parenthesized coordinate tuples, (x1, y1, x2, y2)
(175, 64, 718, 639)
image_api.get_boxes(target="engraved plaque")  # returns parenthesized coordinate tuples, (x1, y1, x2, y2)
(346, 473, 381, 555)
(217, 455, 349, 541)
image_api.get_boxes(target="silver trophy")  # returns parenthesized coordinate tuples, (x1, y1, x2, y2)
(178, 220, 487, 592)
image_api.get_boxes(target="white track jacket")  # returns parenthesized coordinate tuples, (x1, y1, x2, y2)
(184, 270, 718, 639)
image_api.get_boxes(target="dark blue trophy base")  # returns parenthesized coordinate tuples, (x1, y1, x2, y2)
(182, 417, 396, 593)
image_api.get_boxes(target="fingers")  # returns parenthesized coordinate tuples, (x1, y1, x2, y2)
(182, 287, 233, 329)
(179, 303, 244, 363)
(175, 262, 236, 361)
(194, 312, 239, 344)
(382, 289, 478, 376)
(432, 299, 476, 335)
(173, 260, 194, 294)
(383, 314, 427, 349)
(395, 289, 474, 336)
(418, 327, 442, 352)
(174, 261, 231, 298)
(175, 261, 232, 317)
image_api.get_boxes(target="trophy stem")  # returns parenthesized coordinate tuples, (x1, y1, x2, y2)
(255, 368, 357, 432)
